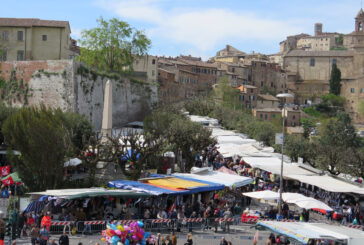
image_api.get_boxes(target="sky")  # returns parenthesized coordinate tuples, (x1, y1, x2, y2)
(2, 0, 363, 59)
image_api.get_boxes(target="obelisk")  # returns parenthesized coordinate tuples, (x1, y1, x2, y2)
(101, 80, 112, 142)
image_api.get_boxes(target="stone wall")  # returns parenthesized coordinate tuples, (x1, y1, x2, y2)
(0, 59, 158, 129)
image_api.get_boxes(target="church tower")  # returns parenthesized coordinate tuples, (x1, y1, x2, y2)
(355, 8, 364, 32)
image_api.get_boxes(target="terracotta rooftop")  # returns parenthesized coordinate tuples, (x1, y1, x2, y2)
(0, 18, 69, 29)
(178, 59, 217, 68)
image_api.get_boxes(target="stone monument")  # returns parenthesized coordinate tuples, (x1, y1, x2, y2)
(101, 80, 112, 141)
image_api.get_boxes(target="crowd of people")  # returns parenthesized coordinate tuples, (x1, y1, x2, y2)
(199, 143, 364, 225)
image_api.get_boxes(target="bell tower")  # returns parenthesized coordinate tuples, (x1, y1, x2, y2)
(355, 8, 364, 32)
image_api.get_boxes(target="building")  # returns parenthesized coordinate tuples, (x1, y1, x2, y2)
(283, 50, 356, 104)
(252, 108, 282, 122)
(296, 23, 341, 51)
(256, 94, 279, 109)
(157, 57, 218, 103)
(237, 84, 257, 108)
(284, 108, 301, 127)
(0, 18, 78, 61)
(343, 8, 364, 51)
(213, 45, 246, 63)
(132, 55, 158, 82)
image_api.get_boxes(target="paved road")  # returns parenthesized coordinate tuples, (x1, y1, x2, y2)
(8, 224, 272, 245)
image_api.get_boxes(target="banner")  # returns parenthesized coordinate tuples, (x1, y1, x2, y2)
(2, 176, 13, 186)
(0, 166, 10, 177)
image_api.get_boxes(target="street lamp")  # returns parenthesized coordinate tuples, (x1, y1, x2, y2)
(276, 93, 294, 216)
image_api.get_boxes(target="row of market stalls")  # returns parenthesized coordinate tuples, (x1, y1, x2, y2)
(189, 114, 364, 199)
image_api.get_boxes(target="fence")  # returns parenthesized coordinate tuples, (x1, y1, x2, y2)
(48, 218, 237, 234)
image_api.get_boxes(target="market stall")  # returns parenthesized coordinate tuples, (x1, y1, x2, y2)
(173, 167, 253, 188)
(256, 220, 364, 245)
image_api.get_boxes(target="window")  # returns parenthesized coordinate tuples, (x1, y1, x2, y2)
(3, 30, 8, 41)
(17, 31, 23, 41)
(17, 50, 24, 61)
(264, 114, 268, 120)
(192, 67, 195, 72)
(271, 82, 273, 87)
(231, 68, 235, 73)
(272, 114, 276, 119)
(135, 60, 139, 65)
(261, 81, 263, 87)
(261, 100, 263, 104)
(272, 101, 274, 106)
(152, 70, 155, 76)
(351, 88, 355, 93)
(152, 59, 155, 65)
(360, 88, 363, 93)
(250, 89, 253, 93)
(179, 77, 183, 83)
(310, 58, 315, 67)
(260, 114, 263, 119)
(240, 95, 245, 101)
(333, 59, 337, 65)
(1, 50, 6, 61)
(293, 115, 296, 119)
(42, 35, 47, 41)
(196, 68, 200, 73)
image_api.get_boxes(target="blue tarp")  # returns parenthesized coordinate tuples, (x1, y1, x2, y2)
(108, 180, 190, 196)
(121, 149, 140, 161)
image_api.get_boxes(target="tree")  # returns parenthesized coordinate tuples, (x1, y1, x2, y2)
(0, 103, 17, 145)
(284, 135, 317, 167)
(2, 106, 71, 191)
(316, 112, 360, 174)
(78, 17, 151, 72)
(329, 63, 341, 95)
(144, 107, 214, 172)
(214, 77, 241, 110)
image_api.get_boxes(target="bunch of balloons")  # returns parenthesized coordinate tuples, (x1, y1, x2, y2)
(101, 221, 155, 245)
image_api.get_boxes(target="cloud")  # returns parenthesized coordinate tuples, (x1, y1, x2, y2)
(70, 27, 83, 40)
(96, 0, 304, 55)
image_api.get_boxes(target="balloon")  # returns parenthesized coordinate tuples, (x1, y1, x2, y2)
(111, 236, 120, 243)
(144, 232, 150, 238)
(106, 229, 113, 237)
(117, 242, 123, 245)
(110, 229, 116, 235)
(106, 224, 111, 229)
(125, 239, 130, 245)
(137, 221, 144, 228)
(101, 238, 106, 242)
(124, 225, 130, 231)
(132, 235, 137, 240)
(117, 225, 124, 231)
(110, 224, 117, 230)
(130, 230, 135, 234)
(137, 232, 144, 240)
(115, 230, 122, 236)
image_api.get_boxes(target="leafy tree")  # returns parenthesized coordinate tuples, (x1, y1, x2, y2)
(247, 121, 276, 146)
(316, 112, 360, 174)
(144, 107, 214, 172)
(60, 112, 93, 152)
(284, 135, 317, 166)
(329, 63, 341, 95)
(214, 77, 241, 110)
(78, 17, 151, 72)
(0, 103, 17, 145)
(2, 106, 71, 191)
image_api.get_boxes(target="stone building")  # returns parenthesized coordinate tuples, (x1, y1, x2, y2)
(213, 45, 246, 63)
(0, 18, 78, 61)
(256, 94, 279, 109)
(237, 84, 257, 108)
(344, 8, 364, 51)
(252, 108, 281, 122)
(132, 55, 158, 82)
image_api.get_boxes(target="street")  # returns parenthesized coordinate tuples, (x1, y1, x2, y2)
(9, 224, 272, 245)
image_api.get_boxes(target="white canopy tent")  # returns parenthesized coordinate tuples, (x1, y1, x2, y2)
(64, 158, 82, 167)
(173, 167, 252, 188)
(216, 143, 271, 158)
(242, 157, 316, 176)
(286, 174, 364, 195)
(243, 191, 333, 211)
(257, 221, 364, 245)
(188, 115, 219, 126)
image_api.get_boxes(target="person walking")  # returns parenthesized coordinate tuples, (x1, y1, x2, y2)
(30, 224, 40, 245)
(184, 233, 193, 245)
(219, 237, 228, 245)
(39, 225, 50, 245)
(59, 232, 69, 245)
(171, 232, 177, 245)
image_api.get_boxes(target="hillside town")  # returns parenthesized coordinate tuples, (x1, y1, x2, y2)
(1, 4, 364, 245)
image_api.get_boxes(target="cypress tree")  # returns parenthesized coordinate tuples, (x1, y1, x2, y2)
(330, 63, 341, 95)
